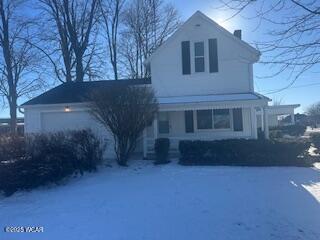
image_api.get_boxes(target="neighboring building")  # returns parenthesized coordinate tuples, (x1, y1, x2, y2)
(21, 11, 299, 157)
(0, 118, 24, 135)
(256, 104, 300, 128)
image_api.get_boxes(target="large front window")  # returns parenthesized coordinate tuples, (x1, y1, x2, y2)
(197, 110, 212, 129)
(213, 109, 231, 129)
(196, 109, 231, 130)
(194, 42, 205, 72)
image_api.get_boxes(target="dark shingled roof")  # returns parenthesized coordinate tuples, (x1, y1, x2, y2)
(21, 78, 151, 106)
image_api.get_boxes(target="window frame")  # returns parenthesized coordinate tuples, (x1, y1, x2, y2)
(196, 109, 213, 130)
(194, 41, 205, 73)
(196, 108, 233, 131)
(213, 109, 232, 130)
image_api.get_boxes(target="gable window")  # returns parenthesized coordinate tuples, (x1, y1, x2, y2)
(194, 42, 205, 72)
(213, 109, 231, 129)
(158, 112, 169, 134)
(197, 110, 212, 129)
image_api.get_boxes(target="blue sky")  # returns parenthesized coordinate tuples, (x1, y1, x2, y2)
(0, 0, 318, 118)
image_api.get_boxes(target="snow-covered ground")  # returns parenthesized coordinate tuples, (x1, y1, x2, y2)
(1, 160, 320, 240)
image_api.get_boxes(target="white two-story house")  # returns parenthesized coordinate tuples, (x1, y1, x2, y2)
(21, 11, 299, 157)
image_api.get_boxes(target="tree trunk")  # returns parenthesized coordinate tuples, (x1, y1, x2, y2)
(9, 97, 17, 134)
(75, 54, 84, 82)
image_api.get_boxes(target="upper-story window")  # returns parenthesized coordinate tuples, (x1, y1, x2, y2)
(181, 39, 218, 75)
(194, 42, 205, 72)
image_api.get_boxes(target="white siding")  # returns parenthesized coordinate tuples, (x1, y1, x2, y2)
(150, 13, 257, 97)
(24, 104, 143, 157)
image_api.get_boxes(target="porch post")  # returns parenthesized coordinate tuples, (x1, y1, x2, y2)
(260, 107, 264, 131)
(290, 113, 295, 125)
(143, 128, 147, 159)
(263, 107, 269, 139)
(153, 113, 158, 139)
(251, 107, 258, 139)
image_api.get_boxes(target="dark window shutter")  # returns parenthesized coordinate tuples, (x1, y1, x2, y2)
(233, 108, 243, 131)
(181, 41, 191, 75)
(185, 110, 194, 133)
(208, 39, 218, 73)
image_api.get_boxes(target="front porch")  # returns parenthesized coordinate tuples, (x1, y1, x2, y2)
(142, 93, 271, 158)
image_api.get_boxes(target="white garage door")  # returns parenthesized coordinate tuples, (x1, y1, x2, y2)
(41, 111, 94, 132)
(40, 110, 142, 155)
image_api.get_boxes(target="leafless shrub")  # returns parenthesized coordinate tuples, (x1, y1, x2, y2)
(89, 84, 158, 165)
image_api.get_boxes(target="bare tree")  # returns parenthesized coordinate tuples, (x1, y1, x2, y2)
(307, 102, 320, 125)
(38, 0, 74, 82)
(120, 0, 181, 78)
(98, 0, 125, 80)
(219, 0, 320, 92)
(89, 84, 158, 166)
(272, 97, 284, 106)
(0, 0, 42, 133)
(38, 0, 99, 83)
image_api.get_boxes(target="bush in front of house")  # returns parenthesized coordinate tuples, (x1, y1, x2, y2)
(0, 130, 106, 196)
(270, 125, 306, 138)
(310, 133, 320, 154)
(67, 130, 106, 173)
(269, 129, 283, 139)
(89, 84, 158, 166)
(178, 139, 312, 167)
(154, 138, 170, 164)
(0, 134, 26, 163)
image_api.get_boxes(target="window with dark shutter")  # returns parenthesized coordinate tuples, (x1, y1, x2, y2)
(185, 111, 194, 133)
(194, 42, 205, 72)
(208, 39, 218, 73)
(233, 108, 243, 131)
(181, 41, 191, 75)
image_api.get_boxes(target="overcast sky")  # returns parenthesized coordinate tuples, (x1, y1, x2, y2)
(0, 0, 318, 118)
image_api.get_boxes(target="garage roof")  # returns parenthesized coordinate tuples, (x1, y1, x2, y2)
(21, 78, 151, 106)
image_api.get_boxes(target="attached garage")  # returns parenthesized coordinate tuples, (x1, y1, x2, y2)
(40, 111, 94, 133)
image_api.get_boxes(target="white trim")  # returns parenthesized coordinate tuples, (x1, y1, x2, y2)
(263, 107, 269, 139)
(22, 102, 88, 109)
(250, 107, 258, 139)
(194, 41, 206, 73)
(143, 128, 147, 158)
(159, 99, 267, 112)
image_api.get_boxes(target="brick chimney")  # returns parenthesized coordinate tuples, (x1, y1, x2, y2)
(233, 30, 242, 40)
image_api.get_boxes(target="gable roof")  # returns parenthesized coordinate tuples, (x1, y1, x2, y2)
(146, 11, 260, 64)
(21, 78, 151, 106)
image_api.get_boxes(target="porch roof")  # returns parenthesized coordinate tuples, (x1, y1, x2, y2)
(158, 92, 270, 105)
(157, 92, 270, 111)
(256, 104, 300, 115)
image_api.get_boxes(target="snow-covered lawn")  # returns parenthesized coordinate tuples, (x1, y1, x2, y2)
(1, 161, 320, 240)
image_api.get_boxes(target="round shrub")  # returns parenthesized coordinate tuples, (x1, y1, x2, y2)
(154, 138, 170, 164)
(179, 139, 312, 167)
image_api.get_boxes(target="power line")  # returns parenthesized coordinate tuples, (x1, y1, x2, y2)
(260, 82, 320, 94)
